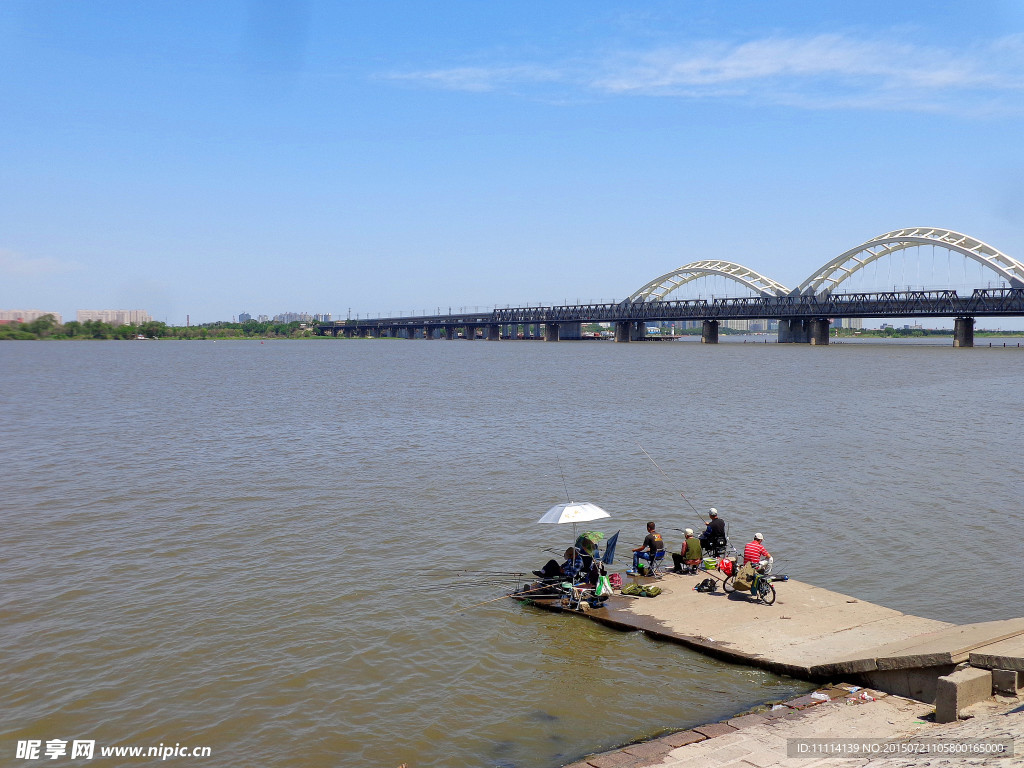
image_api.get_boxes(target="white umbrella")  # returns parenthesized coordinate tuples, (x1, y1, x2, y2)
(537, 503, 612, 577)
(536, 502, 611, 525)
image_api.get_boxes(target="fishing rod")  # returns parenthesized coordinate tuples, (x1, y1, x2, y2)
(637, 444, 704, 522)
(450, 583, 556, 613)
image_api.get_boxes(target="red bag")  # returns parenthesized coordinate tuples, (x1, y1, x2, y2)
(718, 558, 734, 576)
(609, 573, 623, 590)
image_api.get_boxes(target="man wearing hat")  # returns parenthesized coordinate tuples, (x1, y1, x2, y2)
(743, 532, 772, 567)
(698, 507, 726, 551)
(671, 528, 703, 574)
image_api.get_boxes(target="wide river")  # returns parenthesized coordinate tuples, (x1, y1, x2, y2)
(3, 338, 1022, 768)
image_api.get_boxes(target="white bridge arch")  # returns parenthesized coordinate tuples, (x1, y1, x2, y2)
(794, 227, 1024, 296)
(627, 228, 1024, 302)
(627, 259, 791, 301)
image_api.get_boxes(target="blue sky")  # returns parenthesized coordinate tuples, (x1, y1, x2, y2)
(2, 1, 1024, 326)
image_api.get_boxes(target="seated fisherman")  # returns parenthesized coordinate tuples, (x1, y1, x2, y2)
(699, 508, 726, 551)
(742, 532, 772, 569)
(533, 546, 586, 582)
(627, 521, 664, 576)
(574, 532, 602, 580)
(671, 528, 703, 574)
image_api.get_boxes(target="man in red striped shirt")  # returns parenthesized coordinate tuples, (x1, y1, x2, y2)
(743, 532, 772, 567)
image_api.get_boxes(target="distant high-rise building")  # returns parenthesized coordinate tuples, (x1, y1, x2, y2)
(0, 309, 63, 324)
(239, 312, 252, 322)
(313, 313, 332, 322)
(272, 311, 313, 323)
(77, 309, 152, 325)
(830, 317, 863, 329)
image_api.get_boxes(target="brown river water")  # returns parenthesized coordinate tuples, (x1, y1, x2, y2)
(2, 338, 1022, 767)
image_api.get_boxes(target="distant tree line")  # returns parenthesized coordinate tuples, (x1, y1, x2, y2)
(0, 315, 317, 340)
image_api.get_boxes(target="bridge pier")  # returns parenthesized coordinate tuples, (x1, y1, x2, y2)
(701, 320, 719, 344)
(487, 324, 500, 341)
(954, 317, 975, 347)
(778, 319, 811, 343)
(614, 320, 631, 342)
(544, 323, 560, 341)
(809, 318, 831, 346)
(464, 324, 477, 340)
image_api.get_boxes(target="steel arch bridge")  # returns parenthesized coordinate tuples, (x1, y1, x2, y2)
(627, 228, 1024, 301)
(627, 259, 790, 301)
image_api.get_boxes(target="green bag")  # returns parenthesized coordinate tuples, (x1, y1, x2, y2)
(640, 586, 662, 598)
(622, 583, 642, 596)
(595, 575, 613, 597)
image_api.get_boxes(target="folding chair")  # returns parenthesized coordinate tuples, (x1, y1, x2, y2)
(648, 549, 667, 579)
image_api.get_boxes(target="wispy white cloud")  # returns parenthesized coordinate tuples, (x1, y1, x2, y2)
(0, 249, 82, 277)
(385, 33, 1024, 113)
(382, 64, 563, 92)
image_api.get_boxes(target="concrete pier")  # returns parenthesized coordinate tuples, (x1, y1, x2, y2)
(543, 323, 559, 341)
(701, 319, 719, 344)
(954, 316, 975, 347)
(778, 319, 811, 343)
(516, 573, 1024, 703)
(809, 318, 830, 345)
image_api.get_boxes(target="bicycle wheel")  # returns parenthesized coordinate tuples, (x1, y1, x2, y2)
(722, 575, 735, 593)
(759, 582, 776, 605)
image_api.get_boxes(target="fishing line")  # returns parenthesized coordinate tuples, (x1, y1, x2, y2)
(637, 444, 702, 519)
(556, 456, 571, 503)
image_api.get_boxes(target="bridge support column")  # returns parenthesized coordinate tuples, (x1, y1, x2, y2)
(559, 321, 581, 340)
(954, 317, 975, 347)
(632, 321, 646, 341)
(786, 319, 810, 343)
(809, 318, 831, 346)
(487, 324, 500, 341)
(614, 320, 632, 342)
(544, 323, 560, 341)
(464, 324, 476, 340)
(701, 320, 719, 344)
(778, 320, 812, 343)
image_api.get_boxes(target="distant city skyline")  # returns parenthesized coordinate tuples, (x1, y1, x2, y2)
(2, 2, 1024, 328)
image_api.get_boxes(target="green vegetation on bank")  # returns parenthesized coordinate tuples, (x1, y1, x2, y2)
(0, 315, 318, 340)
(834, 327, 1024, 338)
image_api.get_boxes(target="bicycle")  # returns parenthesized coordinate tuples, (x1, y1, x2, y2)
(722, 559, 788, 605)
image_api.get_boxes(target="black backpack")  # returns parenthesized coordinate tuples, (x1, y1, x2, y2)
(695, 578, 718, 593)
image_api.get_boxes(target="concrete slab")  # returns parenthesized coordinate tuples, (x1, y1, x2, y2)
(541, 575, 951, 677)
(934, 666, 992, 723)
(992, 669, 1020, 694)
(969, 633, 1024, 671)
(514, 576, 1024, 701)
(815, 617, 1024, 675)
